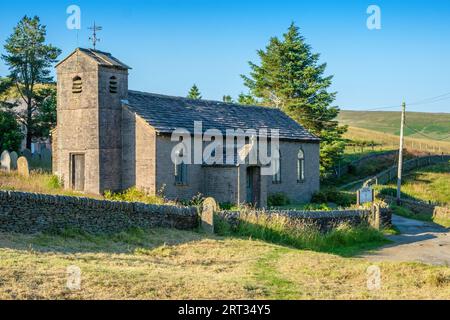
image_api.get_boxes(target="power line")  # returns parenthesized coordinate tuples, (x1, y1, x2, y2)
(408, 91, 450, 106)
(340, 89, 450, 111)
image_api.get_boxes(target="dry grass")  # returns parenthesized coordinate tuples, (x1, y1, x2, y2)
(0, 229, 448, 300)
(0, 171, 102, 199)
(345, 127, 450, 154)
(0, 172, 177, 205)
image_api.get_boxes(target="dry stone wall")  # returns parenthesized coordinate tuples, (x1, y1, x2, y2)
(0, 190, 199, 234)
(381, 194, 449, 222)
(219, 207, 392, 232)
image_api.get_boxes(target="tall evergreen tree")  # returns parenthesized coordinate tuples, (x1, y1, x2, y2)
(2, 16, 61, 149)
(187, 84, 202, 100)
(241, 23, 347, 176)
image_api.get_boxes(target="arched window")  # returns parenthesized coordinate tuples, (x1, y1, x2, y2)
(109, 76, 118, 94)
(272, 149, 281, 184)
(72, 76, 82, 94)
(297, 149, 305, 182)
(175, 147, 188, 185)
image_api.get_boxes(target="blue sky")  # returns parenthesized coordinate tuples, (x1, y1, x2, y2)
(1, 0, 449, 113)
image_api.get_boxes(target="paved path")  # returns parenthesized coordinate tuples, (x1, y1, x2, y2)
(363, 215, 450, 266)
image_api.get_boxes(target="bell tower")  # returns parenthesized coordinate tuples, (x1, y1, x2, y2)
(55, 48, 130, 194)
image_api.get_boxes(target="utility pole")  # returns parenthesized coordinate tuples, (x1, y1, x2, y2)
(396, 102, 406, 204)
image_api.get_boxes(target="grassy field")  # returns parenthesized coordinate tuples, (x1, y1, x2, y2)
(341, 147, 396, 163)
(0, 228, 449, 300)
(0, 167, 449, 299)
(344, 127, 450, 154)
(381, 162, 450, 206)
(338, 110, 450, 141)
(378, 162, 450, 227)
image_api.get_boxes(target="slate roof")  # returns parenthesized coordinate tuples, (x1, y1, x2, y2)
(56, 48, 131, 70)
(124, 91, 319, 142)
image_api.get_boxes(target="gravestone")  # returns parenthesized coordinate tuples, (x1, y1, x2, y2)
(17, 156, 30, 178)
(202, 197, 218, 234)
(10, 151, 18, 170)
(0, 151, 11, 172)
(22, 149, 32, 161)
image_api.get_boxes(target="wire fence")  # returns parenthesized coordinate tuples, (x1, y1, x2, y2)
(345, 127, 450, 154)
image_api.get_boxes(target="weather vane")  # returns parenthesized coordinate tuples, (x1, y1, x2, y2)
(88, 22, 102, 50)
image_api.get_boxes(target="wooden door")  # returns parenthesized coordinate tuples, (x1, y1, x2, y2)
(71, 154, 85, 192)
(246, 166, 261, 207)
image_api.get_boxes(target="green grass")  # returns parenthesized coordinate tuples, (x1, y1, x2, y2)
(389, 204, 450, 228)
(390, 205, 431, 223)
(379, 162, 450, 205)
(215, 211, 389, 257)
(104, 187, 165, 205)
(376, 162, 450, 228)
(338, 110, 450, 141)
(1, 228, 449, 299)
(341, 147, 397, 164)
(343, 126, 450, 154)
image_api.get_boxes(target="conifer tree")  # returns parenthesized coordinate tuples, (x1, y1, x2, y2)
(241, 23, 347, 176)
(187, 84, 202, 100)
(2, 16, 61, 148)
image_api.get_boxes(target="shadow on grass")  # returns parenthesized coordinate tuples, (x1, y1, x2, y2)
(0, 221, 390, 259)
(0, 227, 211, 255)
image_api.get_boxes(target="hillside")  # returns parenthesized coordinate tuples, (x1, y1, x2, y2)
(381, 162, 450, 205)
(338, 110, 450, 141)
(344, 127, 450, 154)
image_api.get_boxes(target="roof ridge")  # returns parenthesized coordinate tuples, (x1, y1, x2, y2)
(126, 90, 320, 142)
(128, 90, 277, 111)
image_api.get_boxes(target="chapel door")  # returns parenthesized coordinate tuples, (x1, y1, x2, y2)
(246, 166, 261, 207)
(71, 154, 85, 192)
